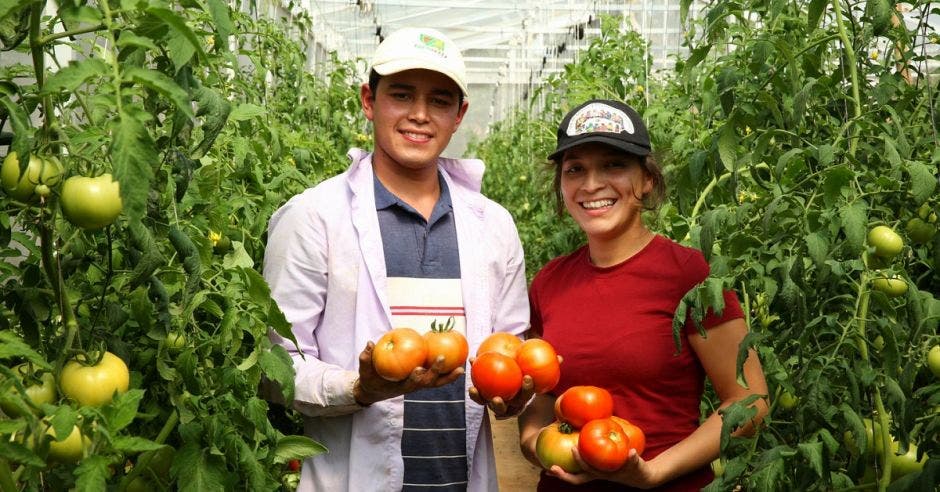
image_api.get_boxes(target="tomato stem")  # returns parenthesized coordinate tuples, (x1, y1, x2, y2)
(830, 0, 862, 157)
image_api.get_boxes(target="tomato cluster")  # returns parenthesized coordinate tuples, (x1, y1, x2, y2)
(470, 334, 561, 401)
(371, 319, 469, 381)
(536, 386, 646, 473)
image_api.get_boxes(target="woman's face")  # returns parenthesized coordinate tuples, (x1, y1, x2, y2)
(559, 142, 652, 243)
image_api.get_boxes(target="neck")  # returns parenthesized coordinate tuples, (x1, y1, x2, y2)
(372, 158, 440, 220)
(587, 227, 654, 268)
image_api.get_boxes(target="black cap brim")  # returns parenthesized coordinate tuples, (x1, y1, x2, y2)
(548, 134, 651, 161)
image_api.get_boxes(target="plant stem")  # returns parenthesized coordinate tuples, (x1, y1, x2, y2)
(37, 24, 105, 44)
(830, 0, 863, 157)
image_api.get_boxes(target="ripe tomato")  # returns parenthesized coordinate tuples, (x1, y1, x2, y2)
(867, 225, 903, 259)
(423, 318, 468, 373)
(60, 174, 123, 229)
(1, 152, 63, 203)
(610, 416, 646, 456)
(46, 424, 90, 463)
(0, 364, 56, 417)
(476, 332, 522, 358)
(558, 386, 613, 429)
(287, 459, 301, 472)
(60, 351, 130, 407)
(578, 418, 630, 471)
(927, 345, 940, 379)
(535, 421, 581, 473)
(515, 338, 560, 393)
(871, 275, 908, 298)
(470, 352, 523, 400)
(372, 328, 427, 381)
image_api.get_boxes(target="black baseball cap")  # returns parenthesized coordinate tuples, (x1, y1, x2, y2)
(548, 99, 651, 161)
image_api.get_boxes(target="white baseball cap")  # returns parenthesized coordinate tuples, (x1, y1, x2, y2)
(370, 27, 469, 98)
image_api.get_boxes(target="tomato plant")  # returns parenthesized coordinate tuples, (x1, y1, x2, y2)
(0, 364, 56, 417)
(535, 421, 582, 473)
(476, 332, 523, 358)
(470, 351, 523, 400)
(0, 152, 63, 203)
(928, 345, 940, 380)
(372, 328, 428, 381)
(867, 226, 904, 259)
(423, 318, 468, 373)
(515, 338, 560, 393)
(578, 417, 630, 472)
(557, 386, 613, 429)
(59, 351, 130, 407)
(60, 174, 123, 230)
(610, 416, 646, 456)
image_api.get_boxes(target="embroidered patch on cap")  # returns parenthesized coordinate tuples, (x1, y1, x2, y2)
(417, 33, 446, 56)
(566, 103, 634, 136)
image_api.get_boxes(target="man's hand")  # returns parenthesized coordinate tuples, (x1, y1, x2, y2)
(353, 341, 464, 406)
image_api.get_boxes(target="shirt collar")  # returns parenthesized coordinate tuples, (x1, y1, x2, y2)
(373, 173, 454, 223)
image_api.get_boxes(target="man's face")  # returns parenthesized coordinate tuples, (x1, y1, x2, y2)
(361, 69, 468, 176)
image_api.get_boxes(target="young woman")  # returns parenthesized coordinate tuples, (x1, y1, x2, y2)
(518, 99, 769, 491)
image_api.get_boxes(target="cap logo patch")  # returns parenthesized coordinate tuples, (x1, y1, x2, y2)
(417, 33, 446, 56)
(566, 103, 634, 136)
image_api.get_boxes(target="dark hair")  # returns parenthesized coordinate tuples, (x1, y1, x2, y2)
(368, 69, 465, 108)
(549, 150, 666, 216)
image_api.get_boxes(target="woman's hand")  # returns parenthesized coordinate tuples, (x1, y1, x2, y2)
(547, 447, 662, 489)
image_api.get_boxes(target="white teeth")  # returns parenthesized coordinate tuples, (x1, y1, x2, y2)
(403, 131, 430, 141)
(582, 199, 614, 209)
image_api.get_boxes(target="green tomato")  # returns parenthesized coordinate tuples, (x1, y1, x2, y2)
(710, 458, 724, 477)
(890, 443, 927, 481)
(0, 364, 57, 417)
(46, 424, 90, 463)
(928, 345, 940, 380)
(213, 234, 232, 254)
(844, 418, 890, 456)
(867, 226, 904, 259)
(59, 351, 130, 407)
(165, 332, 187, 350)
(60, 174, 123, 229)
(905, 218, 936, 244)
(1, 152, 63, 203)
(778, 391, 799, 410)
(871, 275, 908, 298)
(872, 335, 885, 352)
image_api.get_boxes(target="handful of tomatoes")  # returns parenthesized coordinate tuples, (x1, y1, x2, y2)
(537, 386, 646, 473)
(371, 318, 469, 381)
(470, 334, 562, 401)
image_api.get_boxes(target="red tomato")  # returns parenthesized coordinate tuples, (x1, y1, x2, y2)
(372, 328, 428, 381)
(424, 318, 469, 373)
(610, 416, 646, 456)
(578, 418, 630, 471)
(535, 421, 582, 473)
(515, 338, 560, 393)
(553, 394, 565, 421)
(476, 332, 522, 358)
(470, 352, 523, 400)
(558, 386, 613, 428)
(287, 459, 301, 472)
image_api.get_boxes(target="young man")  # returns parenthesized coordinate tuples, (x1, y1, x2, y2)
(263, 27, 531, 491)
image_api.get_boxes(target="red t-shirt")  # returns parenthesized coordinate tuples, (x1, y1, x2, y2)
(529, 235, 743, 492)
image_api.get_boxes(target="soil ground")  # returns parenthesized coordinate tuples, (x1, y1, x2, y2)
(491, 411, 542, 491)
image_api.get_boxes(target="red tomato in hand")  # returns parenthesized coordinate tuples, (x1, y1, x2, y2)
(470, 352, 523, 400)
(424, 318, 469, 373)
(515, 338, 560, 393)
(372, 328, 428, 381)
(535, 421, 582, 473)
(578, 418, 630, 471)
(476, 332, 522, 358)
(558, 386, 613, 428)
(610, 416, 646, 456)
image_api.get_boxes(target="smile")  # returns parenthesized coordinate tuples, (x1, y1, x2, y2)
(581, 199, 615, 210)
(401, 130, 432, 142)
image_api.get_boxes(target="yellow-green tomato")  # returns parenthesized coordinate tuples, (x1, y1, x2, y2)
(867, 226, 904, 258)
(871, 275, 908, 298)
(60, 174, 123, 229)
(1, 152, 63, 203)
(164, 332, 187, 350)
(905, 218, 937, 244)
(46, 425, 90, 463)
(0, 364, 56, 417)
(60, 351, 129, 407)
(928, 345, 940, 380)
(778, 391, 799, 410)
(890, 444, 927, 481)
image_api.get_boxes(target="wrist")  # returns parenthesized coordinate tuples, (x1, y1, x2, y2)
(352, 379, 373, 407)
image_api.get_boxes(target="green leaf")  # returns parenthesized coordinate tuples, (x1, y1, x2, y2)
(274, 435, 327, 462)
(147, 7, 206, 71)
(805, 232, 829, 267)
(717, 122, 737, 172)
(797, 441, 824, 477)
(840, 201, 868, 255)
(0, 441, 44, 467)
(123, 67, 194, 119)
(112, 436, 164, 453)
(42, 59, 108, 94)
(807, 0, 828, 29)
(259, 344, 295, 403)
(0, 331, 51, 367)
(905, 160, 936, 204)
(103, 389, 145, 432)
(883, 137, 902, 168)
(111, 108, 157, 225)
(175, 443, 227, 492)
(206, 0, 234, 43)
(229, 103, 266, 122)
(822, 165, 853, 205)
(74, 455, 112, 492)
(191, 86, 231, 158)
(0, 95, 34, 160)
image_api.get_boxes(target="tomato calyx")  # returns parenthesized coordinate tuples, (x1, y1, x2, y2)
(429, 316, 456, 333)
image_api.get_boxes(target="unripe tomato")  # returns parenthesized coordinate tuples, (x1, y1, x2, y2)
(578, 417, 630, 471)
(1, 152, 63, 203)
(515, 338, 560, 393)
(164, 332, 187, 350)
(476, 332, 523, 358)
(867, 225, 903, 259)
(535, 421, 581, 473)
(778, 390, 799, 410)
(890, 443, 928, 481)
(905, 218, 937, 244)
(609, 416, 646, 456)
(60, 174, 123, 229)
(423, 318, 468, 373)
(372, 328, 427, 381)
(558, 386, 613, 429)
(46, 424, 90, 463)
(0, 364, 56, 417)
(60, 351, 130, 407)
(928, 345, 940, 379)
(871, 275, 908, 298)
(470, 352, 523, 400)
